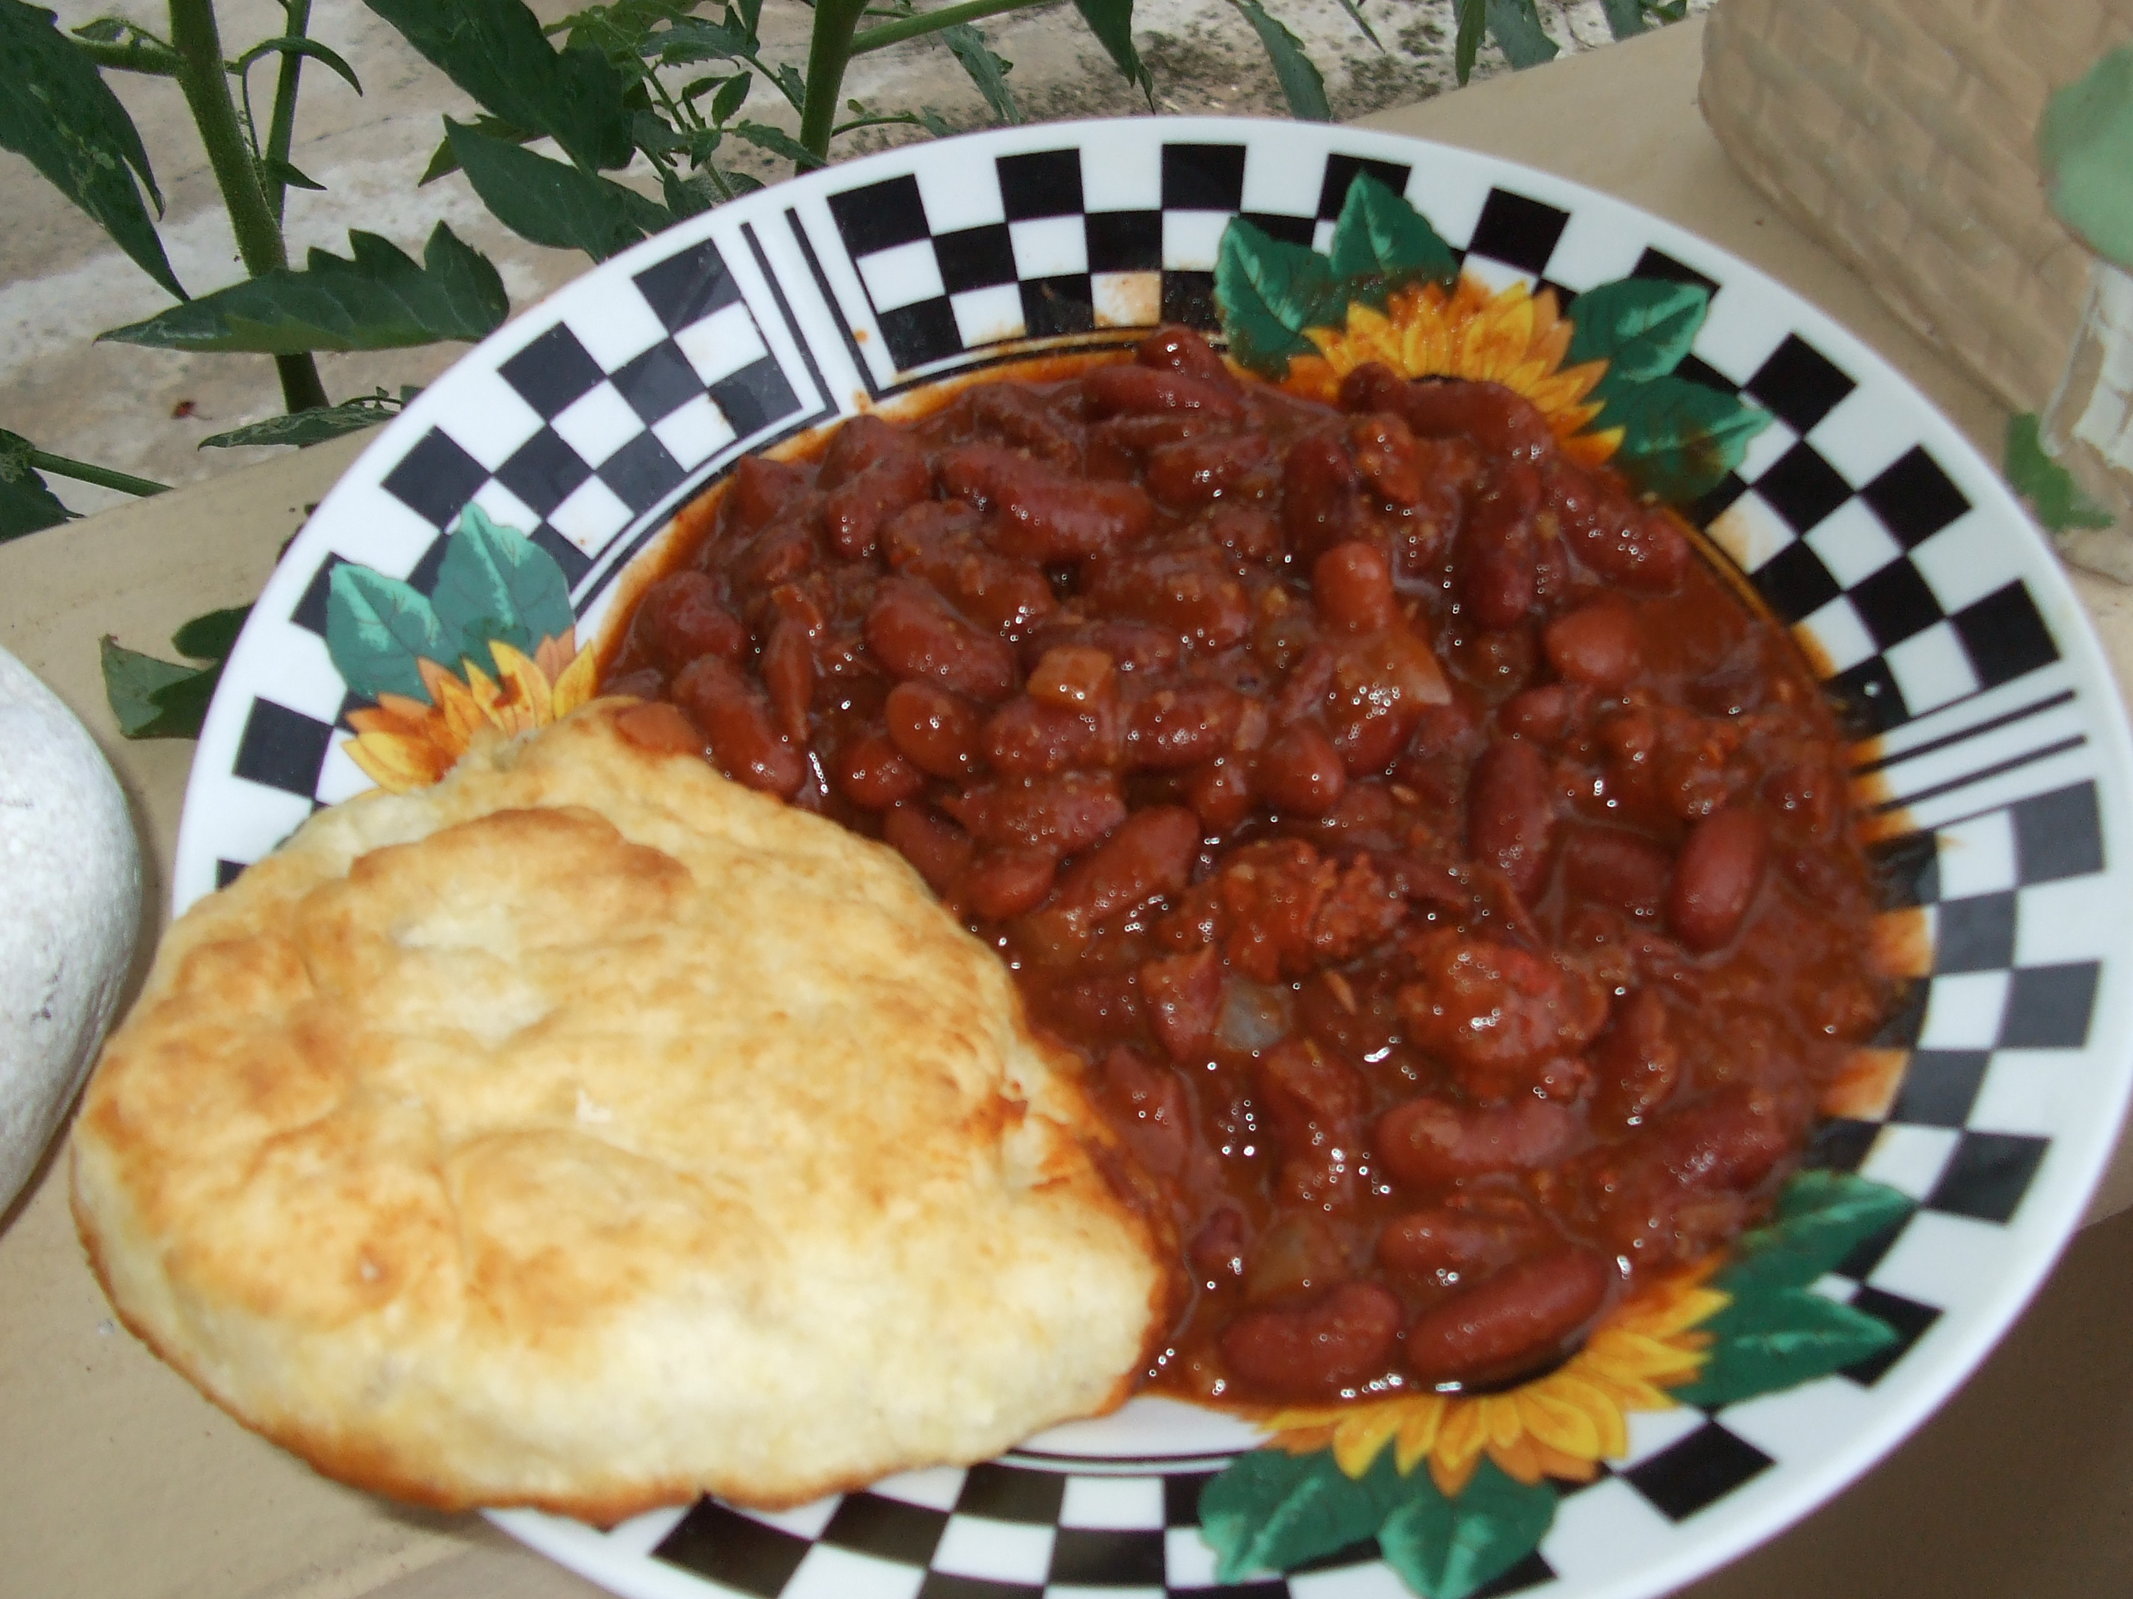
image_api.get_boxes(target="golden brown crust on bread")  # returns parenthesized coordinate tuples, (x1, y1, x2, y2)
(71, 701, 1168, 1518)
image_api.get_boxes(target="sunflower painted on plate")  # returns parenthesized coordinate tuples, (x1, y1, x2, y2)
(344, 633, 598, 793)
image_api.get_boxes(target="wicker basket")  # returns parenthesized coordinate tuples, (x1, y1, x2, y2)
(1699, 0, 2133, 415)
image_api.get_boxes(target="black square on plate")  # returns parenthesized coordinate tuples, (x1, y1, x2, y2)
(1464, 188, 1569, 275)
(495, 426, 593, 517)
(232, 698, 334, 798)
(1318, 153, 1412, 218)
(1851, 557, 1946, 648)
(1843, 1286, 1940, 1385)
(1622, 1423, 1773, 1520)
(380, 428, 489, 529)
(1999, 961, 2100, 1049)
(1086, 209, 1162, 274)
(2011, 782, 2105, 885)
(1745, 333, 1856, 432)
(934, 223, 1018, 294)
(1863, 445, 1971, 547)
(1162, 268, 1219, 329)
(1749, 537, 1841, 622)
(1019, 274, 1096, 337)
(1926, 1131, 2051, 1222)
(1164, 1471, 1215, 1526)
(1933, 891, 2018, 973)
(829, 173, 932, 257)
(1805, 1116, 1882, 1174)
(1753, 440, 1852, 535)
(1867, 829, 1940, 908)
(655, 1501, 812, 1596)
(633, 237, 741, 332)
(499, 324, 606, 419)
(997, 148, 1083, 219)
(708, 354, 801, 438)
(1046, 1526, 1167, 1586)
(598, 428, 687, 513)
(1239, 209, 1315, 247)
(1952, 581, 2058, 688)
(1685, 472, 1749, 530)
(916, 1575, 1043, 1599)
(1890, 1049, 1993, 1128)
(1161, 141, 1247, 210)
(1826, 653, 1910, 738)
(1869, 980, 1930, 1051)
(1630, 246, 1719, 297)
(289, 553, 346, 637)
(953, 1462, 1064, 1524)
(875, 297, 964, 371)
(1476, 1548, 1556, 1597)
(528, 523, 593, 587)
(612, 339, 703, 423)
(820, 1493, 949, 1565)
(215, 858, 247, 889)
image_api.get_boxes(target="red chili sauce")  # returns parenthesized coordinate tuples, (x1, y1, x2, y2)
(602, 325, 1894, 1406)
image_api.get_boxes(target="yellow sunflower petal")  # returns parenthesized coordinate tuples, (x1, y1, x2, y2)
(1393, 1394, 1449, 1476)
(1331, 1402, 1407, 1480)
(1432, 1398, 1489, 1484)
(1536, 1372, 1634, 1458)
(488, 640, 555, 737)
(1486, 1431, 1550, 1486)
(1513, 1384, 1605, 1462)
(551, 638, 600, 717)
(343, 730, 451, 793)
(535, 627, 578, 685)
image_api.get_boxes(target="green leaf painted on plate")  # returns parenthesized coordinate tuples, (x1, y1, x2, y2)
(1718, 1171, 1917, 1298)
(1326, 172, 1459, 308)
(1378, 1459, 1559, 1599)
(446, 118, 669, 260)
(1565, 276, 1709, 386)
(2006, 410, 2115, 533)
(1215, 216, 1342, 379)
(1198, 1446, 1402, 1582)
(1674, 1286, 1900, 1408)
(100, 222, 508, 354)
(431, 504, 575, 678)
(328, 563, 454, 703)
(1600, 373, 1770, 502)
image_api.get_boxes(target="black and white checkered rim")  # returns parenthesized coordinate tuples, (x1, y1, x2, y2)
(177, 119, 2133, 1599)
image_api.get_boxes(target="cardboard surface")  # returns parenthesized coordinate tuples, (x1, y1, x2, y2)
(4, 17, 2129, 1598)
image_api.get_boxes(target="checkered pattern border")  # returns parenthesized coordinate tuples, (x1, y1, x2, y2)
(180, 124, 2130, 1599)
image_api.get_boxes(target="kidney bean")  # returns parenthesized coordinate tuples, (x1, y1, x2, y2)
(865, 578, 1019, 703)
(1258, 1038, 1367, 1152)
(1281, 433, 1362, 560)
(984, 694, 1119, 776)
(1183, 756, 1256, 831)
(1128, 683, 1246, 770)
(1258, 723, 1348, 817)
(1189, 1207, 1248, 1284)
(1101, 1047, 1191, 1176)
(1135, 323, 1238, 388)
(1542, 600, 1642, 690)
(818, 413, 906, 486)
(1347, 412, 1424, 506)
(1404, 1247, 1613, 1387)
(1590, 988, 1681, 1127)
(673, 656, 805, 798)
(960, 381, 1081, 467)
(1146, 432, 1271, 508)
(732, 521, 817, 592)
(633, 570, 746, 675)
(1337, 361, 1410, 415)
(1376, 1096, 1578, 1189)
(1141, 944, 1223, 1060)
(1313, 541, 1399, 633)
(963, 845, 1059, 920)
(1402, 379, 1556, 463)
(1085, 550, 1252, 652)
(760, 615, 816, 742)
(949, 771, 1127, 858)
(1025, 617, 1185, 677)
(1561, 825, 1671, 918)
(721, 453, 808, 537)
(1027, 804, 1199, 944)
(1220, 1281, 1402, 1399)
(833, 729, 924, 810)
(1549, 462, 1690, 592)
(1467, 737, 1556, 903)
(1649, 1082, 1802, 1192)
(1668, 806, 1769, 951)
(1205, 502, 1283, 562)
(1458, 462, 1542, 630)
(936, 443, 1154, 561)
(1376, 1199, 1551, 1287)
(823, 452, 931, 559)
(884, 680, 984, 779)
(1497, 683, 1588, 744)
(881, 802, 974, 895)
(1082, 361, 1246, 422)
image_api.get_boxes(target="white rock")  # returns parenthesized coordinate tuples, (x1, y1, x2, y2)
(0, 646, 141, 1214)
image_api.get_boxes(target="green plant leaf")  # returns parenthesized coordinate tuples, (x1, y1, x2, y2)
(1598, 374, 1771, 502)
(0, 427, 75, 540)
(100, 605, 250, 739)
(262, 156, 327, 193)
(362, 0, 635, 171)
(1454, 0, 1486, 83)
(1216, 216, 1343, 379)
(1717, 1171, 1918, 1296)
(431, 503, 577, 677)
(1675, 1287, 1900, 1407)
(1378, 1460, 1559, 1599)
(1326, 172, 1459, 306)
(233, 34, 364, 96)
(100, 222, 509, 353)
(420, 114, 536, 184)
(1565, 277, 1710, 385)
(446, 119, 669, 260)
(327, 563, 455, 703)
(1230, 0, 1331, 121)
(941, 22, 1022, 126)
(2039, 45, 2133, 271)
(0, 0, 182, 298)
(708, 70, 750, 123)
(198, 390, 407, 449)
(1198, 1447, 1402, 1581)
(1333, 0, 1383, 50)
(733, 120, 825, 169)
(643, 12, 755, 65)
(1486, 0, 1559, 69)
(2006, 411, 2115, 533)
(1072, 0, 1153, 105)
(1600, 0, 1648, 36)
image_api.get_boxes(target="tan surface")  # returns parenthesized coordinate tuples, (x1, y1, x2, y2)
(5, 15, 2133, 1599)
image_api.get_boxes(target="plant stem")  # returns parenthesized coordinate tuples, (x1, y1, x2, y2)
(28, 451, 170, 498)
(168, 0, 328, 413)
(850, 0, 1051, 54)
(798, 0, 873, 162)
(263, 0, 314, 224)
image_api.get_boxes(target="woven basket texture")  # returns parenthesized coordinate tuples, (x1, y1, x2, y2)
(1700, 0, 2133, 413)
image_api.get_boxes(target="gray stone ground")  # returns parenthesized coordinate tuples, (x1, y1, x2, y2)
(2, 0, 1705, 517)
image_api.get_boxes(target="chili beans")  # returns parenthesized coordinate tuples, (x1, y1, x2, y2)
(604, 325, 1894, 1405)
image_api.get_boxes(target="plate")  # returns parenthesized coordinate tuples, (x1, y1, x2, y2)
(177, 118, 2133, 1599)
